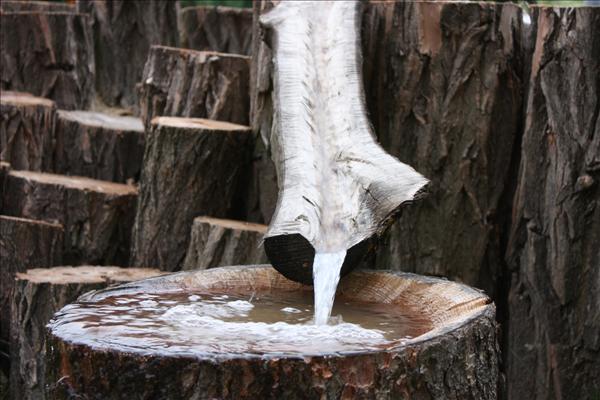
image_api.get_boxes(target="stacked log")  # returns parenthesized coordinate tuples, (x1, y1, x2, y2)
(0, 11, 94, 110)
(0, 92, 57, 172)
(10, 266, 165, 400)
(178, 6, 253, 56)
(137, 46, 250, 129)
(130, 117, 252, 271)
(76, 0, 178, 109)
(183, 216, 267, 270)
(3, 170, 137, 265)
(54, 110, 145, 183)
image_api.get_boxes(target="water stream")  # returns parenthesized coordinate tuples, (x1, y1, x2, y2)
(313, 251, 346, 325)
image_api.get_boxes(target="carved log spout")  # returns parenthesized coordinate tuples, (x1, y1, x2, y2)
(262, 1, 428, 284)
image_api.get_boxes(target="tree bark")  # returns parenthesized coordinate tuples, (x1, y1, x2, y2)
(137, 46, 250, 130)
(76, 0, 178, 110)
(178, 6, 253, 56)
(130, 117, 252, 271)
(0, 92, 57, 172)
(0, 216, 63, 380)
(0, 11, 94, 110)
(182, 216, 267, 271)
(2, 170, 137, 265)
(505, 8, 600, 400)
(0, 1, 75, 12)
(0, 162, 10, 212)
(10, 266, 165, 400)
(46, 266, 498, 400)
(54, 110, 145, 183)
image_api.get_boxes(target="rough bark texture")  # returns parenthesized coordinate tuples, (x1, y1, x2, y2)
(0, 92, 57, 172)
(182, 216, 267, 271)
(0, 216, 63, 381)
(0, 162, 8, 212)
(76, 0, 178, 109)
(130, 117, 252, 271)
(54, 110, 144, 183)
(10, 266, 165, 400)
(505, 8, 600, 400)
(178, 6, 253, 56)
(0, 11, 94, 110)
(137, 46, 250, 130)
(3, 170, 137, 265)
(46, 266, 498, 400)
(0, 1, 75, 12)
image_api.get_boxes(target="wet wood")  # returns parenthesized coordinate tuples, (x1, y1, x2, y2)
(178, 6, 253, 56)
(54, 110, 144, 183)
(76, 0, 178, 109)
(10, 266, 165, 400)
(183, 216, 267, 271)
(137, 46, 251, 130)
(2, 170, 137, 265)
(0, 92, 57, 172)
(130, 117, 252, 271)
(0, 11, 94, 110)
(46, 266, 498, 399)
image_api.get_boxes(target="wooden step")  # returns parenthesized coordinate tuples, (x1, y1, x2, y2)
(3, 170, 137, 265)
(137, 46, 250, 129)
(183, 216, 267, 270)
(179, 5, 252, 56)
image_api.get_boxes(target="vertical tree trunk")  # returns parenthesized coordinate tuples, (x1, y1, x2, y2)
(0, 92, 57, 172)
(505, 8, 600, 400)
(178, 6, 253, 56)
(130, 117, 252, 271)
(76, 0, 178, 109)
(137, 46, 250, 129)
(0, 12, 94, 110)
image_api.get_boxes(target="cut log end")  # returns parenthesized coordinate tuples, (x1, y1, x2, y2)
(0, 91, 55, 108)
(57, 110, 144, 133)
(150, 116, 251, 132)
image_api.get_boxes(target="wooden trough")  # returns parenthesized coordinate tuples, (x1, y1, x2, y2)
(46, 265, 498, 399)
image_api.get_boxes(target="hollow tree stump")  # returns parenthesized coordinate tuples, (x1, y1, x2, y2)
(183, 216, 267, 271)
(3, 170, 137, 265)
(137, 46, 250, 130)
(0, 11, 94, 110)
(178, 6, 253, 56)
(54, 111, 145, 183)
(10, 266, 165, 400)
(0, 1, 75, 12)
(46, 266, 498, 399)
(76, 0, 178, 109)
(0, 216, 63, 379)
(0, 92, 57, 172)
(130, 117, 252, 271)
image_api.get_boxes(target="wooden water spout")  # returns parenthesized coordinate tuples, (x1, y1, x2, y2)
(261, 1, 428, 284)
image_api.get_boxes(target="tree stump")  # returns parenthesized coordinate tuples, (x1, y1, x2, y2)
(130, 117, 252, 271)
(54, 110, 144, 183)
(0, 11, 94, 110)
(183, 216, 267, 271)
(0, 92, 57, 172)
(0, 1, 75, 12)
(3, 170, 137, 265)
(10, 266, 166, 400)
(178, 6, 253, 56)
(137, 46, 250, 130)
(46, 265, 498, 399)
(76, 0, 178, 109)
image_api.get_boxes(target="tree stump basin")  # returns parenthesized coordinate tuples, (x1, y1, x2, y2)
(46, 265, 498, 399)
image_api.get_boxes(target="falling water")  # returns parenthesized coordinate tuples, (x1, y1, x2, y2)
(313, 250, 347, 325)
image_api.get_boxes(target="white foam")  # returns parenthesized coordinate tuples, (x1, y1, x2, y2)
(313, 251, 346, 325)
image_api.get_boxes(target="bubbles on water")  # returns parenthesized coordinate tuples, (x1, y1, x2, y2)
(281, 307, 301, 314)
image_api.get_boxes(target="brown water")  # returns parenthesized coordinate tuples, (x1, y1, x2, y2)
(49, 290, 431, 357)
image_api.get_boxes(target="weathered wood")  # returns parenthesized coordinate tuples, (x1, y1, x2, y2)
(0, 216, 63, 382)
(54, 110, 144, 183)
(137, 46, 251, 130)
(0, 1, 75, 12)
(130, 117, 252, 271)
(46, 266, 498, 399)
(178, 6, 253, 56)
(0, 11, 94, 110)
(0, 92, 57, 172)
(10, 266, 165, 400)
(183, 216, 267, 271)
(76, 0, 178, 109)
(0, 162, 9, 212)
(3, 170, 137, 265)
(505, 8, 600, 400)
